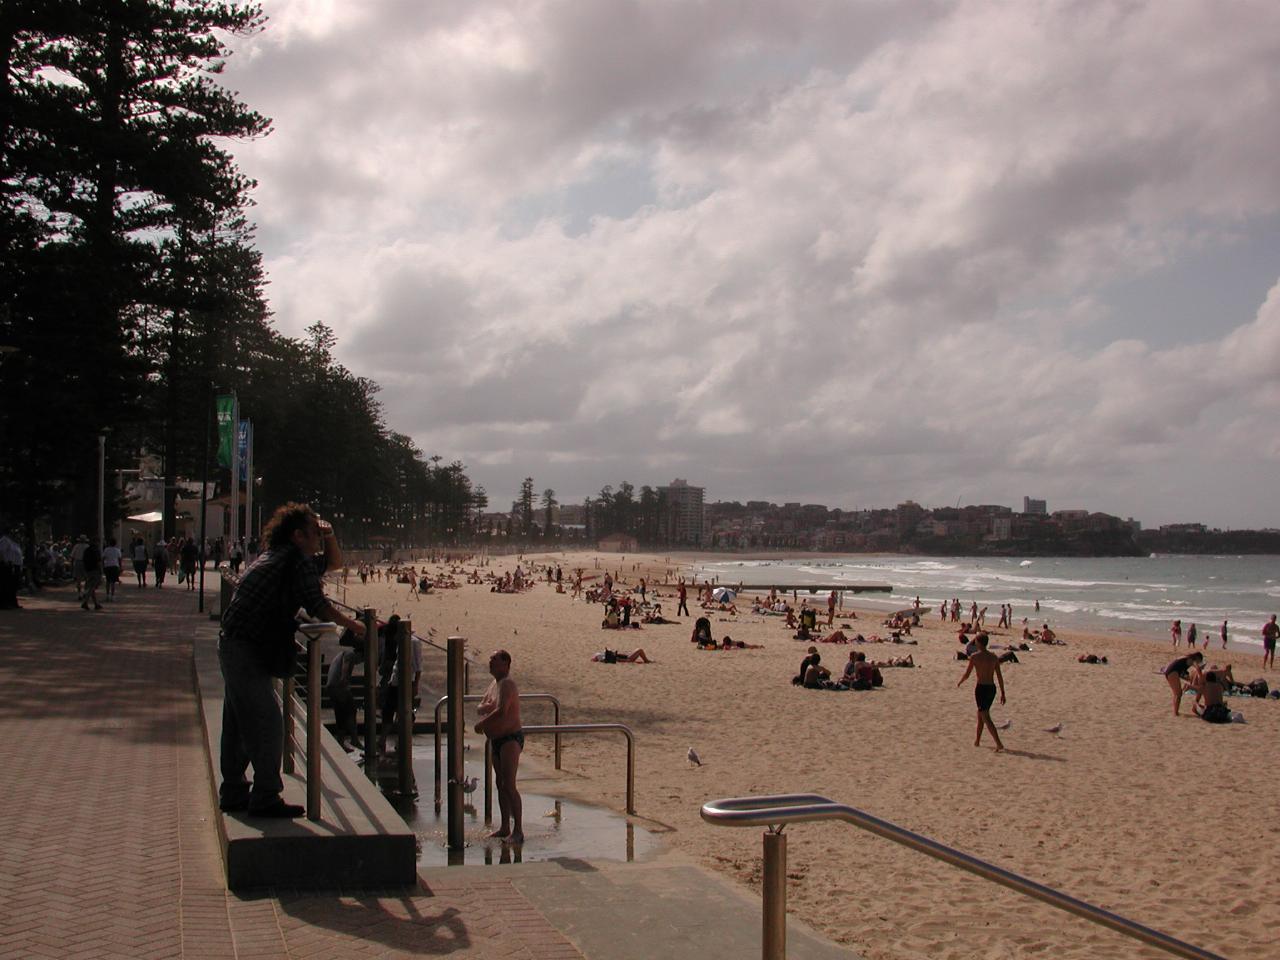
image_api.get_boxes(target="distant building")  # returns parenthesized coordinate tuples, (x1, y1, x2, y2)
(1023, 497, 1047, 515)
(661, 478, 705, 546)
(1159, 523, 1207, 534)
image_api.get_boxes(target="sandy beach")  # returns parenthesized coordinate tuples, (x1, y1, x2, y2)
(338, 550, 1277, 960)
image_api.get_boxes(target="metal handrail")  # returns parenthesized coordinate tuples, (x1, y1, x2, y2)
(327, 595, 479, 687)
(432, 693, 563, 807)
(700, 793, 1227, 960)
(485, 723, 636, 816)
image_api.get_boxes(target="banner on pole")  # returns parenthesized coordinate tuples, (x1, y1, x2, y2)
(216, 396, 236, 467)
(238, 421, 250, 482)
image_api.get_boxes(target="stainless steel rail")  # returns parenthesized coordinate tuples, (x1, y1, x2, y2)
(294, 622, 340, 821)
(432, 693, 563, 807)
(700, 793, 1228, 960)
(484, 723, 636, 816)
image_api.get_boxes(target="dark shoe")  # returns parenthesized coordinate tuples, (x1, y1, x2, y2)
(93, 604, 104, 611)
(81, 602, 90, 610)
(219, 797, 249, 812)
(248, 799, 305, 818)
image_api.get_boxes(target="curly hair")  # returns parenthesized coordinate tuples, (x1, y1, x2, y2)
(262, 502, 317, 549)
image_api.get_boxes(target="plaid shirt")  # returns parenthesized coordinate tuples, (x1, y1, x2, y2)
(221, 544, 328, 645)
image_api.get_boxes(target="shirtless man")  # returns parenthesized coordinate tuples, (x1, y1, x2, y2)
(475, 650, 523, 842)
(957, 634, 1006, 752)
(1262, 615, 1278, 671)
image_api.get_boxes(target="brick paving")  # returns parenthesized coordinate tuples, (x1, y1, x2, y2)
(0, 581, 582, 960)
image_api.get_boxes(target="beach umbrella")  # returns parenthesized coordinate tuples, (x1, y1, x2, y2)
(712, 587, 736, 602)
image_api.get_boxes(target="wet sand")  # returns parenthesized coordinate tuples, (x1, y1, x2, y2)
(339, 549, 1278, 960)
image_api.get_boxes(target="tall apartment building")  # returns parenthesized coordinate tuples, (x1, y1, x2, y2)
(1023, 497, 1047, 515)
(661, 478, 705, 546)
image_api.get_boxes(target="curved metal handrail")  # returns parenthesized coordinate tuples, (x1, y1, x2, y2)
(494, 723, 636, 815)
(432, 693, 563, 806)
(700, 793, 1227, 960)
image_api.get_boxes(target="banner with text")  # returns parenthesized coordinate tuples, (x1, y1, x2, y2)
(216, 395, 236, 468)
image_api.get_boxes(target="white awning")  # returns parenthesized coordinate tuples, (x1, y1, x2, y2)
(127, 511, 164, 523)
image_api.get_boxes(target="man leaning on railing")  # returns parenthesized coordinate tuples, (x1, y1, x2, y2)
(217, 503, 366, 818)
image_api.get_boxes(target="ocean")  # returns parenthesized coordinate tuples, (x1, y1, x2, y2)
(690, 554, 1280, 649)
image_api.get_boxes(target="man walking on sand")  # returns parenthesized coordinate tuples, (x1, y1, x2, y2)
(677, 580, 689, 617)
(1262, 615, 1278, 671)
(475, 649, 523, 842)
(957, 633, 1006, 752)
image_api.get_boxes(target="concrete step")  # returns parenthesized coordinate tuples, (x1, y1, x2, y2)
(193, 636, 418, 891)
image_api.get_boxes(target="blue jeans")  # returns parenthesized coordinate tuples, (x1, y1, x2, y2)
(218, 635, 285, 809)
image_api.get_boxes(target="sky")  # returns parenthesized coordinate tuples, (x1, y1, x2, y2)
(220, 0, 1280, 529)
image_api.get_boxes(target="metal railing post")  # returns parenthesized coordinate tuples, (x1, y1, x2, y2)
(306, 635, 322, 821)
(398, 618, 414, 795)
(762, 831, 787, 960)
(362, 607, 377, 759)
(483, 737, 493, 822)
(281, 677, 295, 774)
(447, 636, 465, 850)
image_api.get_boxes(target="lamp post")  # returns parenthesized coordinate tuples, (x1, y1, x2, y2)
(97, 434, 106, 547)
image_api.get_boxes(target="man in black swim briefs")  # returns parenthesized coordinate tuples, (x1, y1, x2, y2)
(957, 634, 1006, 752)
(475, 649, 523, 842)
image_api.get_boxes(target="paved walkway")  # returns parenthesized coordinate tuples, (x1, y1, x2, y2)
(0, 581, 581, 960)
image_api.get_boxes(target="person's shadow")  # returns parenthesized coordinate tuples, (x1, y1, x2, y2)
(1001, 748, 1066, 762)
(272, 891, 470, 954)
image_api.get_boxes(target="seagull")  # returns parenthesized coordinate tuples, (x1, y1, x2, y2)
(996, 719, 1012, 731)
(1044, 722, 1065, 735)
(460, 776, 479, 795)
(687, 747, 702, 767)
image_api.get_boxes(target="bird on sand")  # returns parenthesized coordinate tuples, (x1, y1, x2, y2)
(687, 747, 702, 766)
(1043, 722, 1065, 735)
(995, 719, 1012, 731)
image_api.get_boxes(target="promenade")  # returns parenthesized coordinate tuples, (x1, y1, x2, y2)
(0, 582, 582, 960)
(0, 578, 857, 960)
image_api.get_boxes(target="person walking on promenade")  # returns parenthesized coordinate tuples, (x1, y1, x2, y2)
(70, 534, 88, 599)
(957, 634, 1006, 752)
(1262, 615, 1278, 671)
(152, 539, 168, 587)
(80, 538, 103, 611)
(677, 580, 689, 617)
(179, 537, 198, 590)
(0, 530, 22, 609)
(217, 503, 365, 817)
(101, 537, 122, 600)
(130, 536, 149, 587)
(475, 649, 523, 843)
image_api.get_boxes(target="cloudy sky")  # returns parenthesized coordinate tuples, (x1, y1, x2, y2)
(221, 0, 1280, 528)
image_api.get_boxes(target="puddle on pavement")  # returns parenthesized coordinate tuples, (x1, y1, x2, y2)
(366, 741, 661, 867)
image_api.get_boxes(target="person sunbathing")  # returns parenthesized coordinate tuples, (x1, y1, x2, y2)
(592, 648, 651, 663)
(1077, 653, 1108, 664)
(819, 629, 850, 644)
(871, 654, 915, 668)
(718, 636, 764, 649)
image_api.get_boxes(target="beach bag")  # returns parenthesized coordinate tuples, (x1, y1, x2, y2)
(1248, 679, 1268, 698)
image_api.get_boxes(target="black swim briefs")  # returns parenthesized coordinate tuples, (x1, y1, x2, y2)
(491, 730, 524, 755)
(975, 682, 997, 712)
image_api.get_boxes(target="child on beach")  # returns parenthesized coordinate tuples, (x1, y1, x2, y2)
(957, 634, 1006, 751)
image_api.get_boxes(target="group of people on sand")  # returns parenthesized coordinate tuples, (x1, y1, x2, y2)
(1161, 650, 1269, 721)
(792, 645, 913, 691)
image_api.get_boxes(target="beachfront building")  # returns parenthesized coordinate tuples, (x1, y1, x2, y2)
(1023, 496, 1047, 515)
(660, 478, 705, 546)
